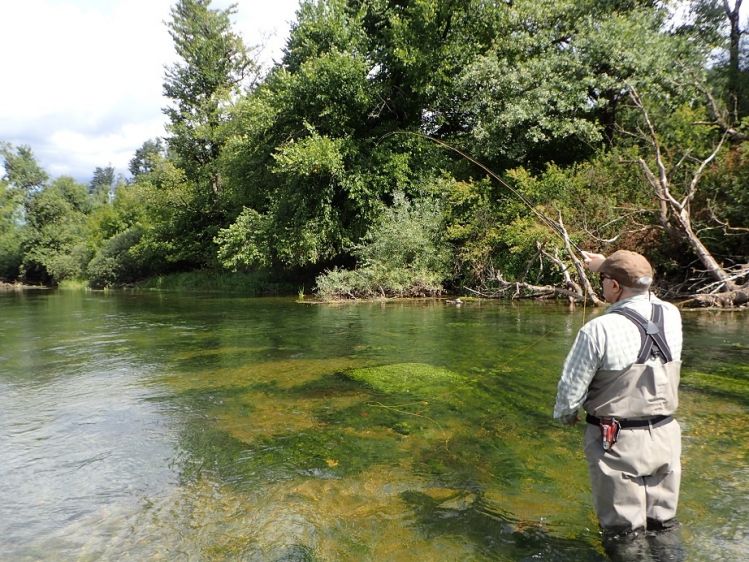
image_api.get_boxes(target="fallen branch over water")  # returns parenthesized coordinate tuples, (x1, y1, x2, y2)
(467, 275, 590, 303)
(679, 287, 749, 308)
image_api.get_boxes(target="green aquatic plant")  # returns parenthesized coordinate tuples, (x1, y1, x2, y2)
(681, 365, 749, 407)
(345, 362, 471, 398)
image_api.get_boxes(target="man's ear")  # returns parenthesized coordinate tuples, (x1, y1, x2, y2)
(611, 279, 623, 297)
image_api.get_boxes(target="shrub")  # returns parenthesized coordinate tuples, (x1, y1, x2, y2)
(87, 227, 145, 288)
(315, 193, 450, 299)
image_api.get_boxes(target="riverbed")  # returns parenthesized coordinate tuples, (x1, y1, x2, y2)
(1, 290, 746, 560)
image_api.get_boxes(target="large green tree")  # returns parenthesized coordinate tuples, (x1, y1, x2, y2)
(156, 0, 261, 268)
(1, 142, 48, 194)
(21, 177, 92, 284)
(163, 0, 257, 185)
(681, 0, 749, 120)
(89, 165, 115, 205)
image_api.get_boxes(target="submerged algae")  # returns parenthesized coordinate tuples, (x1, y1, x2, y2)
(345, 362, 472, 397)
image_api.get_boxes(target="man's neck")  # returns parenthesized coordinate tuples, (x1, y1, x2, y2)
(612, 291, 651, 307)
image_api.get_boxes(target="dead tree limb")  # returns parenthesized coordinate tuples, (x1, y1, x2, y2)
(492, 271, 589, 301)
(552, 211, 603, 306)
(627, 84, 740, 293)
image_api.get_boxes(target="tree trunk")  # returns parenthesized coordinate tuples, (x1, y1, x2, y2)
(629, 86, 740, 295)
(683, 287, 749, 308)
(724, 0, 743, 109)
(673, 209, 739, 291)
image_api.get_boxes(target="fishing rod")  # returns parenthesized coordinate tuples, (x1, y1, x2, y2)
(379, 131, 586, 256)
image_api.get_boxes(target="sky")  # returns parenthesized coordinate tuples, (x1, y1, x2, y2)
(0, 0, 300, 183)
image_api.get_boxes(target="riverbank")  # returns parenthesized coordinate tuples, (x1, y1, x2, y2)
(6, 273, 747, 310)
(0, 281, 48, 291)
(132, 270, 299, 296)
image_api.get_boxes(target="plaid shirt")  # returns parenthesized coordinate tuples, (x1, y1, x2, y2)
(553, 293, 683, 422)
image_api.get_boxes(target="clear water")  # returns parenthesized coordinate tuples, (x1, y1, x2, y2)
(0, 291, 746, 561)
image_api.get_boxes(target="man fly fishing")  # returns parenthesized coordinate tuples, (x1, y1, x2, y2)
(554, 250, 684, 558)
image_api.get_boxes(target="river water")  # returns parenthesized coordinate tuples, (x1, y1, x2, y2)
(0, 290, 746, 561)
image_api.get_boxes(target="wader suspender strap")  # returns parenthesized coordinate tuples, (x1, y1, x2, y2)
(610, 305, 674, 364)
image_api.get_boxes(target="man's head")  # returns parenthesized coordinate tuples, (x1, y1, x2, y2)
(591, 250, 653, 303)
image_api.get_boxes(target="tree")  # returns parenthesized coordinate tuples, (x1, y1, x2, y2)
(624, 85, 748, 305)
(217, 0, 466, 271)
(128, 139, 164, 178)
(681, 0, 749, 122)
(1, 142, 48, 194)
(163, 0, 258, 187)
(154, 0, 262, 269)
(448, 1, 702, 169)
(21, 177, 91, 284)
(315, 192, 451, 298)
(89, 165, 115, 204)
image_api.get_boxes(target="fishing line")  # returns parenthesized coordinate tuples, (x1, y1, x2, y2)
(378, 131, 586, 255)
(380, 130, 599, 313)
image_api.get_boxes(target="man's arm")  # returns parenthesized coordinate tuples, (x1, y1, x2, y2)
(554, 329, 602, 425)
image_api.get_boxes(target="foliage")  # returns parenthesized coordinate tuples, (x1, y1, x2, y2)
(694, 143, 749, 262)
(0, 180, 25, 279)
(454, 3, 699, 168)
(218, 123, 367, 269)
(4, 0, 748, 296)
(163, 0, 256, 180)
(89, 165, 114, 195)
(315, 193, 450, 298)
(1, 142, 48, 193)
(86, 227, 145, 289)
(155, 0, 262, 268)
(215, 207, 272, 270)
(125, 160, 217, 269)
(677, 0, 749, 118)
(128, 138, 165, 179)
(21, 177, 91, 284)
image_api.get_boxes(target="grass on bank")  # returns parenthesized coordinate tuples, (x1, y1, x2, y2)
(57, 279, 88, 290)
(133, 270, 298, 295)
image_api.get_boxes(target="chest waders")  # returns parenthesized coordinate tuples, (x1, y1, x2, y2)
(584, 304, 681, 451)
(578, 304, 683, 534)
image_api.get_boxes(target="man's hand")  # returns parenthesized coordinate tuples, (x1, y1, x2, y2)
(580, 250, 606, 273)
(560, 413, 580, 426)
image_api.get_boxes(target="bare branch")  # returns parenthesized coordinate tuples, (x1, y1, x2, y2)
(706, 199, 749, 233)
(683, 130, 729, 206)
(538, 243, 581, 294)
(698, 82, 749, 141)
(699, 265, 749, 292)
(673, 150, 692, 171)
(555, 210, 603, 306)
(637, 158, 676, 230)
(628, 85, 671, 196)
(491, 271, 589, 301)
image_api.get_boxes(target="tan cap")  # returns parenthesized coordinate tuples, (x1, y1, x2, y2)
(597, 250, 653, 288)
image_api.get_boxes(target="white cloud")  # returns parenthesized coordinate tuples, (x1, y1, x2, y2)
(44, 117, 167, 178)
(0, 0, 299, 182)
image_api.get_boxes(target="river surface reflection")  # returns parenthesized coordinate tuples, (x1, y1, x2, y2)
(0, 291, 746, 560)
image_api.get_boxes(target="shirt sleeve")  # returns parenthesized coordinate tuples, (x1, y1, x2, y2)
(554, 328, 602, 420)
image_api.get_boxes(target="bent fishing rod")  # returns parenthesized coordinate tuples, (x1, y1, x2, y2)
(379, 131, 586, 256)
